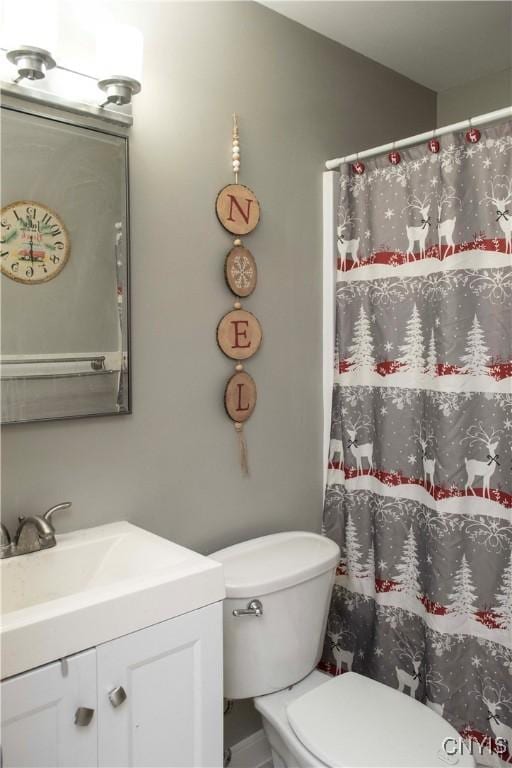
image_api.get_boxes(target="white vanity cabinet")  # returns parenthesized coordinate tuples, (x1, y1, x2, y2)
(97, 602, 223, 767)
(1, 649, 97, 768)
(1, 603, 223, 768)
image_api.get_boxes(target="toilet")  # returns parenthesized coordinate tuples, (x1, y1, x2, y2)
(211, 531, 476, 768)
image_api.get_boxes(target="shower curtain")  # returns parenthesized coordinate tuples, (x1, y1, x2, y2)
(321, 119, 512, 766)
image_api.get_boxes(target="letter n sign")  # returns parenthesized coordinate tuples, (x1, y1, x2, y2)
(216, 183, 261, 235)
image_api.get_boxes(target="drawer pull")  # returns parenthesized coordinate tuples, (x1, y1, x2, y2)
(109, 685, 127, 707)
(74, 707, 95, 726)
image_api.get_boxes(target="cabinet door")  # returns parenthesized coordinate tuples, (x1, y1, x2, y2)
(1, 649, 97, 768)
(97, 602, 223, 768)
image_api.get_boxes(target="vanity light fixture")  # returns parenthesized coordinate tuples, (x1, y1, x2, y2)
(3, 0, 58, 82)
(7, 46, 56, 82)
(96, 24, 143, 107)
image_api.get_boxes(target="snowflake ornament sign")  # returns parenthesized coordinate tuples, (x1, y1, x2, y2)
(215, 114, 262, 475)
(224, 245, 257, 297)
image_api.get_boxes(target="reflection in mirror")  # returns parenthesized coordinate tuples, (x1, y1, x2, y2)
(1, 104, 130, 423)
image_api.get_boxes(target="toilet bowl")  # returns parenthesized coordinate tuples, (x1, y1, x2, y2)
(211, 532, 476, 768)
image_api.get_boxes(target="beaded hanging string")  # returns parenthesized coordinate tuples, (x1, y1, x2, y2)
(215, 114, 261, 476)
(231, 115, 244, 288)
(232, 112, 240, 183)
(232, 114, 247, 473)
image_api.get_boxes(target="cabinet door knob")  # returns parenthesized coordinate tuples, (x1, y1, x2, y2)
(108, 685, 127, 707)
(74, 707, 95, 726)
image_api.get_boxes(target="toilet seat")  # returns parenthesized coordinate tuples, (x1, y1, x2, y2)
(255, 670, 476, 768)
(287, 672, 470, 767)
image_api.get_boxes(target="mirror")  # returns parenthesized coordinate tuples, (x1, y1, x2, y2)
(1, 104, 130, 423)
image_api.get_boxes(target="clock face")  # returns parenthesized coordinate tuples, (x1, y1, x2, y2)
(1, 201, 70, 284)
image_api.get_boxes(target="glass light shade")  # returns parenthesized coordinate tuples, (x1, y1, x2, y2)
(2, 0, 58, 53)
(96, 24, 143, 84)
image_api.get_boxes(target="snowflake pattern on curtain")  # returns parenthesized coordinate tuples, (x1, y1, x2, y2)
(322, 119, 512, 766)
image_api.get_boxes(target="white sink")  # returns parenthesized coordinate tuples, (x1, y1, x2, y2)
(0, 522, 225, 679)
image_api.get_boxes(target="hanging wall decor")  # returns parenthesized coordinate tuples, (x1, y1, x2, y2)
(215, 114, 262, 474)
(224, 245, 257, 297)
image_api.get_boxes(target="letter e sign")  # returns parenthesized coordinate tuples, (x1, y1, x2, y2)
(216, 184, 260, 235)
(225, 371, 257, 422)
(216, 309, 262, 360)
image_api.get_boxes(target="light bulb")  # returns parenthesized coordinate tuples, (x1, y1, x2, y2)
(96, 24, 143, 107)
(96, 24, 143, 84)
(2, 0, 58, 53)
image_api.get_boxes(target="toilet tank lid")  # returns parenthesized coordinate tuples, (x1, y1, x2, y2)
(210, 531, 340, 597)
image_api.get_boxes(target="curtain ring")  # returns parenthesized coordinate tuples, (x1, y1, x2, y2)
(465, 116, 480, 144)
(352, 151, 365, 175)
(428, 127, 440, 154)
(388, 140, 400, 165)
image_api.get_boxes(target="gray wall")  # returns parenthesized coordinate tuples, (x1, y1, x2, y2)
(0, 0, 435, 746)
(437, 67, 512, 125)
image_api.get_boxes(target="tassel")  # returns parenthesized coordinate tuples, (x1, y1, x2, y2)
(234, 421, 249, 476)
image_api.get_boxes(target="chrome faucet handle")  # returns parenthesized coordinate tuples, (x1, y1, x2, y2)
(43, 502, 72, 529)
(1, 523, 11, 548)
(1, 504, 70, 559)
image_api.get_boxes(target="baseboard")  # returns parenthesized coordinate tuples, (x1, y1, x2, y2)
(229, 728, 273, 768)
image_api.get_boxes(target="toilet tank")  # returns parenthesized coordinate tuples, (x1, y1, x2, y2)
(210, 531, 340, 700)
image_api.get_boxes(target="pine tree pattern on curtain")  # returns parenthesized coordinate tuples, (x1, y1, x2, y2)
(322, 119, 512, 766)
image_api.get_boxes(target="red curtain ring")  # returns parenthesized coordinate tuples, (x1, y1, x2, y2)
(465, 127, 481, 144)
(352, 160, 365, 175)
(428, 138, 440, 153)
(388, 150, 401, 165)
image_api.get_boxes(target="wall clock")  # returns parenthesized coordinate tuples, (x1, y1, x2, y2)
(1, 200, 70, 284)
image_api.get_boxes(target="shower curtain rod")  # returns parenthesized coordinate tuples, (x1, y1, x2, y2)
(325, 105, 512, 170)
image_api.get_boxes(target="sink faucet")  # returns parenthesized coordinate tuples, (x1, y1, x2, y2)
(0, 523, 12, 557)
(0, 502, 71, 559)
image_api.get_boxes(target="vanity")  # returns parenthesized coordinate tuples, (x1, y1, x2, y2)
(0, 521, 225, 768)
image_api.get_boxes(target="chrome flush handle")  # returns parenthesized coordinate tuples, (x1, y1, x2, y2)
(232, 599, 263, 617)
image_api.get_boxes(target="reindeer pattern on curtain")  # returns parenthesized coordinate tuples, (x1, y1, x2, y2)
(322, 119, 512, 765)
